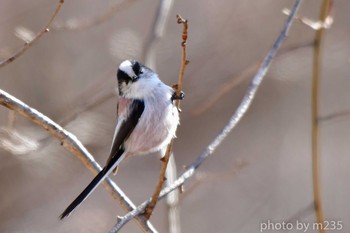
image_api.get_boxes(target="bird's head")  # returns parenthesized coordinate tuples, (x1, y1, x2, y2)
(117, 60, 160, 99)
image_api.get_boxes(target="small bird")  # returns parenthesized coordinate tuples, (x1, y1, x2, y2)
(60, 60, 183, 219)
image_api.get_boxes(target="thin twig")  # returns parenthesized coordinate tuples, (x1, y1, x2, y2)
(311, 1, 332, 232)
(0, 89, 156, 233)
(144, 142, 174, 219)
(142, 1, 179, 231)
(109, 1, 303, 231)
(174, 15, 188, 104)
(53, 0, 136, 31)
(143, 14, 188, 220)
(0, 0, 64, 68)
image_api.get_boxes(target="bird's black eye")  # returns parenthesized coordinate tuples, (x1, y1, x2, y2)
(132, 61, 143, 76)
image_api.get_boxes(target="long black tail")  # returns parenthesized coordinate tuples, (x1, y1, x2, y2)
(60, 150, 125, 219)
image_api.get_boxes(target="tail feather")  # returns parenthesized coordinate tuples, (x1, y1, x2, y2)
(60, 150, 125, 219)
(60, 167, 109, 219)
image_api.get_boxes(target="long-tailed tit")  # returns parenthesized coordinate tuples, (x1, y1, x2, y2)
(60, 60, 183, 219)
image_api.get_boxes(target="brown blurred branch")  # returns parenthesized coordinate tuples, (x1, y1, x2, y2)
(0, 89, 157, 233)
(109, 0, 303, 231)
(143, 14, 188, 220)
(174, 15, 188, 105)
(192, 63, 259, 116)
(192, 42, 313, 116)
(311, 1, 332, 233)
(143, 0, 174, 69)
(0, 0, 64, 68)
(8, 110, 16, 130)
(53, 0, 136, 31)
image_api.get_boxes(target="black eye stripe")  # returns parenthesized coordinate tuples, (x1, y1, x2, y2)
(117, 69, 131, 84)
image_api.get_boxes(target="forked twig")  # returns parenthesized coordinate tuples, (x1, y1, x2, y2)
(0, 89, 156, 232)
(109, 0, 303, 232)
(0, 0, 64, 68)
(283, 0, 333, 30)
(143, 14, 188, 220)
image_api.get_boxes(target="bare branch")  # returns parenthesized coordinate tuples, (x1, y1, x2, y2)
(143, 14, 188, 220)
(311, 1, 332, 232)
(0, 0, 64, 68)
(109, 0, 303, 232)
(144, 141, 174, 219)
(174, 14, 188, 105)
(0, 89, 157, 233)
(53, 0, 137, 31)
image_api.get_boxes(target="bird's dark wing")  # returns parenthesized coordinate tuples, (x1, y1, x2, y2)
(60, 99, 144, 219)
(107, 99, 145, 165)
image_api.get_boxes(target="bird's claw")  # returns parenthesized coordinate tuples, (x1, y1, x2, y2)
(171, 91, 185, 102)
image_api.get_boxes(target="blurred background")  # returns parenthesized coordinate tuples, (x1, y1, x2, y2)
(0, 0, 349, 232)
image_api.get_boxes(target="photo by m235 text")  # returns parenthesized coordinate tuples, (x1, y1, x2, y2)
(260, 220, 343, 232)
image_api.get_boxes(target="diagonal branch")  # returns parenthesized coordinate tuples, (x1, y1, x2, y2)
(0, 89, 157, 233)
(109, 0, 303, 232)
(0, 0, 64, 68)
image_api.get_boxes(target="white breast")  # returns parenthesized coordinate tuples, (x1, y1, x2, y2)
(124, 83, 179, 156)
